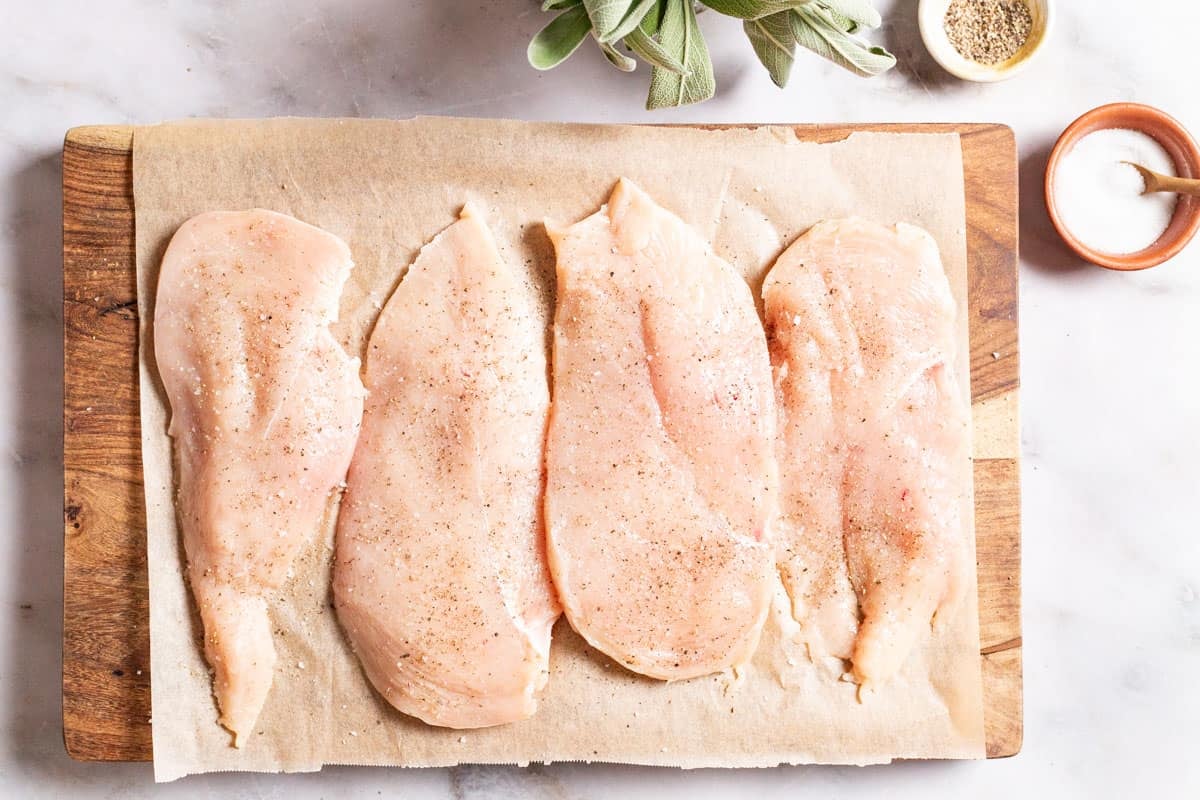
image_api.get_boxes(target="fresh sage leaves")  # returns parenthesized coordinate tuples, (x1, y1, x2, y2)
(699, 0, 812, 19)
(624, 25, 688, 74)
(743, 11, 795, 87)
(819, 0, 881, 30)
(583, 0, 637, 42)
(599, 39, 639, 71)
(646, 0, 715, 108)
(528, 0, 894, 108)
(528, 3, 594, 70)
(595, 0, 660, 43)
(791, 4, 895, 77)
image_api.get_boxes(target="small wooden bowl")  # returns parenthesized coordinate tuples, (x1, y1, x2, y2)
(1045, 103, 1200, 270)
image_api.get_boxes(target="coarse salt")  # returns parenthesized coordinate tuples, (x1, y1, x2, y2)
(1054, 128, 1178, 255)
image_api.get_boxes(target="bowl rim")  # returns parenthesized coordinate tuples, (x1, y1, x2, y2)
(917, 0, 1053, 83)
(1043, 102, 1200, 271)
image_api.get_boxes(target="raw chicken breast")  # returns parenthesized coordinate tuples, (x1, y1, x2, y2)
(155, 209, 364, 746)
(763, 218, 971, 691)
(334, 206, 560, 728)
(545, 179, 776, 681)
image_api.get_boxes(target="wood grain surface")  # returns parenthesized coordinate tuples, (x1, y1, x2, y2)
(62, 123, 1020, 763)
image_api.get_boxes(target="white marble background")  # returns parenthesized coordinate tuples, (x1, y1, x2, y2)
(3, 0, 1197, 796)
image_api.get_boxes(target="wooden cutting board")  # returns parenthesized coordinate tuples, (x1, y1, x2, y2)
(62, 123, 1021, 763)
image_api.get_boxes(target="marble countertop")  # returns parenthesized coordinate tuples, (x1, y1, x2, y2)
(4, 0, 1198, 795)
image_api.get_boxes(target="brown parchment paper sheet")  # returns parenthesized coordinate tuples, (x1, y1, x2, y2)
(134, 117, 984, 782)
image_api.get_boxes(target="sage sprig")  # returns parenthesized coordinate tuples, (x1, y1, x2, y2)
(528, 0, 895, 108)
(645, 0, 715, 108)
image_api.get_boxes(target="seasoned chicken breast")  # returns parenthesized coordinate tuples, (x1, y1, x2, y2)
(155, 209, 364, 745)
(545, 179, 777, 681)
(334, 206, 560, 728)
(763, 218, 971, 691)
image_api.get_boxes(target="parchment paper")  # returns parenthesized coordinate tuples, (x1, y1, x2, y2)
(134, 117, 985, 782)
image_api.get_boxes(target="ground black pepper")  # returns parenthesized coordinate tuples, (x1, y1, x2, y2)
(944, 0, 1033, 65)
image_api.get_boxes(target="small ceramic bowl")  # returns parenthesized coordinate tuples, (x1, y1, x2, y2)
(918, 0, 1053, 82)
(1045, 103, 1200, 271)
